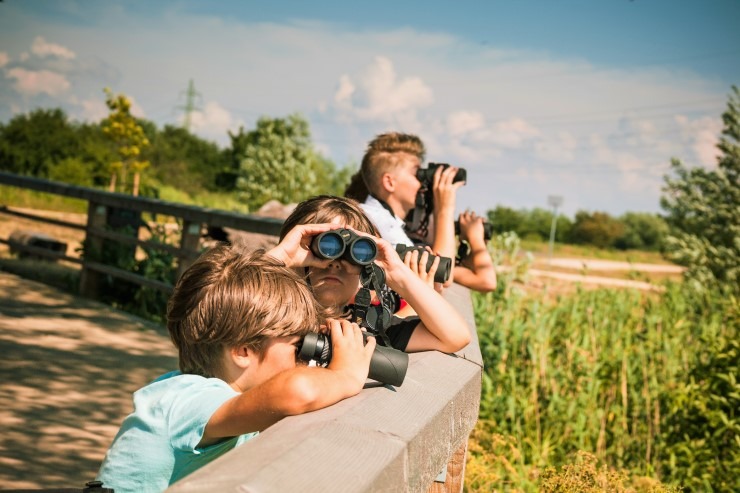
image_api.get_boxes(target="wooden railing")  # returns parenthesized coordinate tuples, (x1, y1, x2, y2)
(167, 283, 482, 493)
(0, 171, 283, 295)
(0, 171, 483, 492)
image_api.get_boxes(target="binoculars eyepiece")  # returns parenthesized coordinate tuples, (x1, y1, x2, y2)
(298, 331, 408, 387)
(416, 162, 467, 186)
(395, 245, 452, 284)
(311, 229, 377, 266)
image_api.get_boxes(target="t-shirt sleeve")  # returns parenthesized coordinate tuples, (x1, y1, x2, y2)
(378, 316, 419, 351)
(166, 377, 239, 452)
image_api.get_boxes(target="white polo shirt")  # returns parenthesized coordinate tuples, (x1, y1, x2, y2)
(361, 195, 414, 247)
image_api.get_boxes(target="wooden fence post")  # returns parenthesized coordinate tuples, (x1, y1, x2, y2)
(177, 220, 202, 280)
(79, 202, 107, 298)
(427, 439, 470, 493)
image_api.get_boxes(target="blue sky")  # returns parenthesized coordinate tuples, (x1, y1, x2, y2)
(1, 0, 738, 216)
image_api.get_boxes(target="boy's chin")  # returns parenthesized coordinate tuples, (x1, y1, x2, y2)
(316, 293, 350, 309)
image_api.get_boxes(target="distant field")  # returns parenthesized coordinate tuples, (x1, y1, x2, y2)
(521, 238, 670, 264)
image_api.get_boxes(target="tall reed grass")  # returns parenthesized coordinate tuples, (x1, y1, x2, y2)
(466, 234, 737, 491)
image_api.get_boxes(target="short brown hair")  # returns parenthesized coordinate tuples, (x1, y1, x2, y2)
(279, 195, 380, 240)
(167, 245, 325, 377)
(360, 132, 426, 197)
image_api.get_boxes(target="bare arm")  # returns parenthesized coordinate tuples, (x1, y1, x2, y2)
(454, 211, 497, 292)
(373, 237, 471, 353)
(430, 166, 465, 286)
(202, 320, 374, 443)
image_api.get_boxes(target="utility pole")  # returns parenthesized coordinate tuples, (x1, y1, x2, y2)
(177, 79, 202, 132)
(547, 195, 563, 264)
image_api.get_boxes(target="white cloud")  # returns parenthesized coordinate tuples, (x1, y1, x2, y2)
(0, 52, 9, 68)
(80, 98, 109, 122)
(447, 111, 485, 137)
(31, 36, 76, 60)
(534, 131, 577, 162)
(331, 56, 434, 122)
(128, 97, 146, 119)
(6, 68, 70, 96)
(334, 75, 355, 107)
(19, 52, 30, 62)
(489, 118, 540, 149)
(675, 115, 722, 167)
(189, 101, 241, 141)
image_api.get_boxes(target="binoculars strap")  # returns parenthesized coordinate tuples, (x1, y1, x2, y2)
(354, 266, 393, 347)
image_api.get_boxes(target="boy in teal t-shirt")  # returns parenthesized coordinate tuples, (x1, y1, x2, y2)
(97, 224, 376, 493)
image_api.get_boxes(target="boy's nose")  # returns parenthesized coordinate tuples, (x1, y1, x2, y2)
(328, 258, 346, 270)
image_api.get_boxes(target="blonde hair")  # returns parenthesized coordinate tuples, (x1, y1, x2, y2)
(360, 132, 426, 197)
(167, 246, 326, 377)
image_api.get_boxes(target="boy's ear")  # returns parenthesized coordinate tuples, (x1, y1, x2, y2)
(231, 346, 252, 370)
(381, 171, 395, 193)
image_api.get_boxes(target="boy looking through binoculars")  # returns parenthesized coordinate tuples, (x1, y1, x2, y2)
(346, 132, 497, 293)
(97, 243, 375, 493)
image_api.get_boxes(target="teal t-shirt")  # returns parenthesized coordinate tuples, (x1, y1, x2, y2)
(97, 371, 257, 493)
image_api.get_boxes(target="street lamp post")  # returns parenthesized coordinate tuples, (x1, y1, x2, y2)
(547, 195, 563, 264)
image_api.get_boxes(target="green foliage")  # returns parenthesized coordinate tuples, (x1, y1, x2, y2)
(129, 224, 177, 323)
(47, 157, 95, 187)
(661, 86, 740, 294)
(78, 219, 177, 323)
(659, 306, 739, 492)
(145, 124, 230, 196)
(488, 205, 572, 243)
(102, 88, 151, 195)
(472, 276, 735, 490)
(615, 212, 669, 251)
(0, 108, 81, 177)
(568, 210, 625, 248)
(233, 114, 348, 210)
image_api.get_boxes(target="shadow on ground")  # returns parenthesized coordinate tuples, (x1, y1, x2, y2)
(0, 271, 177, 489)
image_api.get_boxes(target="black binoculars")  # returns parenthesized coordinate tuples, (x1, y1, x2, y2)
(395, 244, 452, 284)
(416, 162, 467, 186)
(298, 331, 408, 387)
(454, 220, 493, 242)
(311, 229, 377, 266)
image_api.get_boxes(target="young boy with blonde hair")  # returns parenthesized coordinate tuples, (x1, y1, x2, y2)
(351, 131, 496, 292)
(97, 236, 374, 492)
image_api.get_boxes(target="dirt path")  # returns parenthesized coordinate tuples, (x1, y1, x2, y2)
(0, 271, 176, 489)
(538, 257, 684, 273)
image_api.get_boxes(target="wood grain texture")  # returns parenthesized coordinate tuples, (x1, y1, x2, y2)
(167, 284, 482, 493)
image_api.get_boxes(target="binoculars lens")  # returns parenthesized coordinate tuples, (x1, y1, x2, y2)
(351, 238, 377, 264)
(312, 229, 378, 266)
(317, 233, 345, 258)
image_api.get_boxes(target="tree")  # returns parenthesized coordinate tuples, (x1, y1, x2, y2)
(660, 86, 740, 292)
(101, 88, 150, 196)
(488, 205, 525, 235)
(614, 212, 668, 251)
(0, 108, 80, 177)
(233, 114, 340, 210)
(567, 210, 624, 249)
(145, 124, 229, 196)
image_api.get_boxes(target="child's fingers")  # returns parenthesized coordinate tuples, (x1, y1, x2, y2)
(363, 334, 376, 357)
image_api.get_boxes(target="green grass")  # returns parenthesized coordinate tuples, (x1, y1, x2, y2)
(0, 185, 88, 213)
(467, 276, 736, 491)
(520, 238, 670, 264)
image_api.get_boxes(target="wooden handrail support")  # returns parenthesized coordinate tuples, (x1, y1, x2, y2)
(0, 172, 285, 293)
(167, 284, 482, 493)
